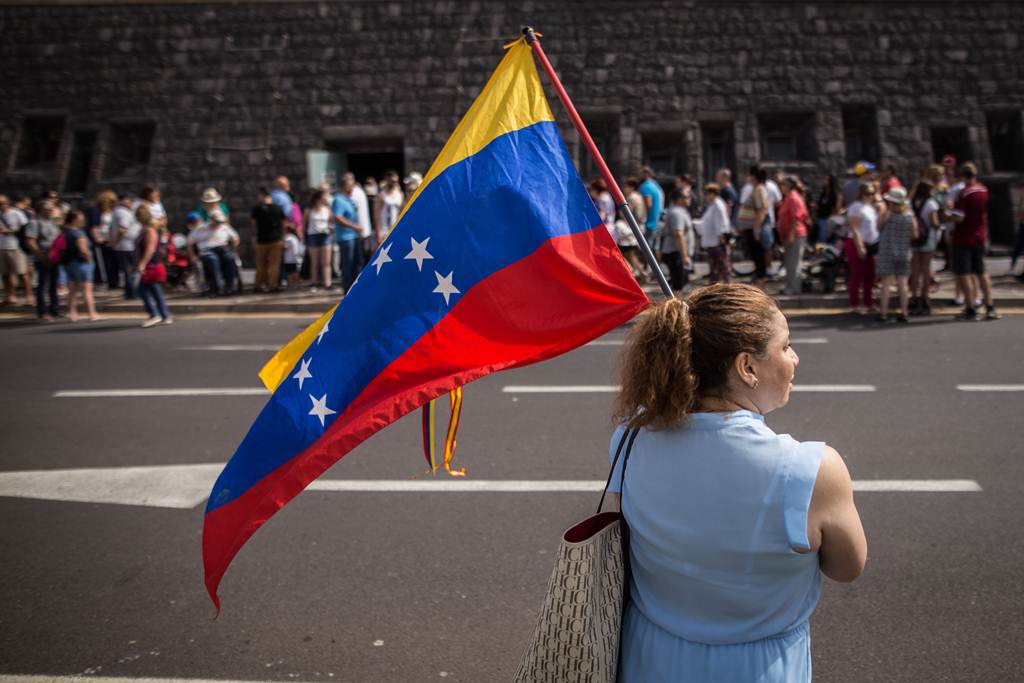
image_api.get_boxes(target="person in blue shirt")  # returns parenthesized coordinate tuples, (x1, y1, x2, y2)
(610, 285, 867, 682)
(332, 176, 362, 292)
(638, 166, 665, 250)
(271, 176, 294, 217)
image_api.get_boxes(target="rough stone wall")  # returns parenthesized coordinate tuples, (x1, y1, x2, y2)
(1, 0, 1023, 240)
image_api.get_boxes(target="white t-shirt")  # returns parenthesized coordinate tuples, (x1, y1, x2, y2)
(919, 197, 940, 230)
(188, 223, 238, 253)
(847, 201, 879, 244)
(1, 208, 28, 250)
(349, 186, 372, 238)
(377, 188, 404, 236)
(283, 233, 301, 264)
(110, 205, 142, 252)
(695, 197, 731, 248)
(307, 206, 331, 235)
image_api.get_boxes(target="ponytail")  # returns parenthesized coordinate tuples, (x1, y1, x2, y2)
(613, 284, 778, 432)
(614, 298, 698, 431)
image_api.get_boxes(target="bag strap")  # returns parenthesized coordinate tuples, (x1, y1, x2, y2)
(597, 427, 632, 514)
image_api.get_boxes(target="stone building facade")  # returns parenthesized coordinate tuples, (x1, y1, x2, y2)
(2, 0, 1023, 243)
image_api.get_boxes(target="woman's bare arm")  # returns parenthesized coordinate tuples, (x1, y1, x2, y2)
(808, 445, 867, 582)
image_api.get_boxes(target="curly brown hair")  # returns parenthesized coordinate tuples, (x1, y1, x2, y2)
(614, 284, 779, 431)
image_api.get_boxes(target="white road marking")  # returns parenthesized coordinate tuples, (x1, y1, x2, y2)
(0, 677, 321, 683)
(791, 337, 829, 344)
(0, 465, 981, 508)
(852, 479, 982, 492)
(956, 384, 1024, 392)
(54, 388, 266, 398)
(177, 344, 280, 351)
(502, 384, 875, 393)
(585, 340, 625, 346)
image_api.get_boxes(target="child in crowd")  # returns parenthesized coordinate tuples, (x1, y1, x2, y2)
(282, 224, 302, 289)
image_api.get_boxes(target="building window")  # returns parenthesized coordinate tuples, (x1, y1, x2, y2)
(642, 131, 686, 182)
(64, 130, 98, 194)
(986, 111, 1024, 172)
(105, 121, 155, 178)
(841, 106, 879, 166)
(577, 113, 619, 182)
(930, 126, 972, 166)
(700, 122, 735, 184)
(15, 116, 65, 169)
(758, 112, 816, 162)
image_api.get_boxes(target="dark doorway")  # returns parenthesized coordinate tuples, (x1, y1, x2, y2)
(578, 113, 620, 182)
(841, 106, 879, 166)
(931, 126, 972, 165)
(642, 130, 687, 185)
(701, 122, 735, 184)
(324, 138, 404, 185)
(986, 180, 1015, 245)
(65, 130, 97, 194)
(986, 111, 1024, 172)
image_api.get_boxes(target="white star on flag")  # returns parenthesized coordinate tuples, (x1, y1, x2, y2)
(308, 393, 337, 427)
(316, 318, 330, 344)
(292, 357, 312, 390)
(405, 237, 434, 271)
(432, 270, 460, 305)
(371, 243, 393, 274)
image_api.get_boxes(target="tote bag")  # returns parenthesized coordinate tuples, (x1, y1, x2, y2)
(513, 428, 638, 683)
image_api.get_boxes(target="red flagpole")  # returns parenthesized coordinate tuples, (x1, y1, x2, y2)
(523, 27, 675, 299)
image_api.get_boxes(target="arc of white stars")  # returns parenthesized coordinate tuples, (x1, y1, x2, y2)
(292, 357, 312, 390)
(433, 270, 460, 305)
(308, 393, 337, 428)
(404, 237, 434, 271)
(371, 243, 393, 274)
(316, 317, 330, 344)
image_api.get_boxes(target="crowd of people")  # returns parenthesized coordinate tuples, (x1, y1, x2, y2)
(0, 170, 425, 326)
(602, 155, 1004, 322)
(0, 155, 1008, 325)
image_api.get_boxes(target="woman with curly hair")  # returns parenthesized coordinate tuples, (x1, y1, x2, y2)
(608, 284, 866, 682)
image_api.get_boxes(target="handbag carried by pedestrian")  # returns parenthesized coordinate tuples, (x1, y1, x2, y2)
(513, 427, 639, 683)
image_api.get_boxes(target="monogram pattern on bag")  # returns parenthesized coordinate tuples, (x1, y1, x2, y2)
(513, 518, 624, 683)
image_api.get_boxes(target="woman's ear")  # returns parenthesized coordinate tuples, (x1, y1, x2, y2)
(733, 352, 758, 389)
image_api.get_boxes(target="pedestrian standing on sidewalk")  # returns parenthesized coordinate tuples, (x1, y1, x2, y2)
(844, 183, 881, 314)
(909, 166, 943, 315)
(949, 163, 1000, 321)
(282, 223, 302, 289)
(0, 194, 33, 307)
(659, 190, 692, 293)
(639, 166, 665, 251)
(88, 190, 117, 288)
(736, 166, 771, 291)
(332, 176, 362, 292)
(250, 187, 285, 293)
(695, 183, 732, 284)
(374, 170, 404, 244)
(609, 285, 866, 683)
(109, 193, 141, 300)
(24, 199, 62, 321)
(778, 177, 809, 295)
(814, 175, 842, 246)
(305, 189, 333, 291)
(62, 209, 101, 322)
(134, 205, 172, 328)
(875, 187, 918, 323)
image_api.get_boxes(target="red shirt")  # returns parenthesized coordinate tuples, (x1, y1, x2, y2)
(777, 192, 808, 241)
(953, 182, 988, 247)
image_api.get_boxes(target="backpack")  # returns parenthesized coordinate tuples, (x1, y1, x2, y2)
(47, 232, 67, 266)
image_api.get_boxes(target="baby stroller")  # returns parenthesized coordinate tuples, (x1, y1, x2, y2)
(165, 233, 192, 290)
(802, 215, 847, 293)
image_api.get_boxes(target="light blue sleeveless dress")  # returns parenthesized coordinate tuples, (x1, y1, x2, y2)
(608, 411, 825, 682)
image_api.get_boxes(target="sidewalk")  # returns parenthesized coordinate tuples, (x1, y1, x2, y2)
(2, 256, 1023, 318)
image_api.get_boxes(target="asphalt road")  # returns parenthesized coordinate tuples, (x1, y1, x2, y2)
(1, 311, 1022, 682)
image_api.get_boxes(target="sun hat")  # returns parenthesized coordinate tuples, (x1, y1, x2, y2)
(852, 161, 877, 176)
(201, 187, 222, 203)
(403, 172, 423, 190)
(942, 154, 957, 167)
(882, 186, 908, 205)
(186, 211, 201, 223)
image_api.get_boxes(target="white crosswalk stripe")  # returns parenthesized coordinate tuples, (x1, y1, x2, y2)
(502, 384, 876, 393)
(956, 384, 1024, 392)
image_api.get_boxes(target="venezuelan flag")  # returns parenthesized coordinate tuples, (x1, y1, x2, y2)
(202, 39, 648, 610)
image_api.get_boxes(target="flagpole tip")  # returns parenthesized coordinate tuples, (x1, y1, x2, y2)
(522, 26, 538, 44)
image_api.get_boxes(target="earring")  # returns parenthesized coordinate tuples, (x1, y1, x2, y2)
(752, 379, 759, 389)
